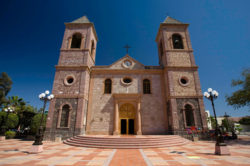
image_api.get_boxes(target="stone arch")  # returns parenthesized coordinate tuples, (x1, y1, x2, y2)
(71, 33, 82, 48)
(57, 103, 72, 128)
(182, 103, 196, 128)
(104, 78, 112, 94)
(172, 33, 184, 49)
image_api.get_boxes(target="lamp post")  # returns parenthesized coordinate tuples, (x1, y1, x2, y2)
(0, 107, 14, 138)
(30, 90, 54, 153)
(204, 88, 230, 155)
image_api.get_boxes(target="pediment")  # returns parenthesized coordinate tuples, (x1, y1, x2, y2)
(108, 55, 144, 70)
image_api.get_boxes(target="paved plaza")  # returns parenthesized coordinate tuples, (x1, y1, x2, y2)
(0, 136, 250, 166)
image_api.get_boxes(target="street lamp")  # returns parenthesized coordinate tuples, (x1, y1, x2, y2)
(30, 90, 54, 153)
(204, 88, 230, 155)
(0, 107, 14, 137)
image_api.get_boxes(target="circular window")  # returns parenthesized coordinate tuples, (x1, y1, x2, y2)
(123, 78, 132, 83)
(64, 75, 75, 86)
(121, 77, 132, 85)
(122, 59, 132, 68)
(179, 76, 189, 86)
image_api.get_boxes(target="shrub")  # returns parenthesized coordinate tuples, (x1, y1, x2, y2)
(5, 131, 16, 139)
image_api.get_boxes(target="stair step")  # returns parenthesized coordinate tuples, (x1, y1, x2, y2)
(63, 135, 190, 149)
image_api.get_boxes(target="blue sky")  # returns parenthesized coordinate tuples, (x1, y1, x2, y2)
(0, 0, 249, 117)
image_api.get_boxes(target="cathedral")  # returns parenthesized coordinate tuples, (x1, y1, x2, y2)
(45, 16, 208, 140)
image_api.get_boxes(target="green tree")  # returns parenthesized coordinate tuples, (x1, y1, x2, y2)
(0, 72, 12, 108)
(222, 118, 233, 132)
(207, 116, 217, 129)
(5, 113, 19, 129)
(0, 111, 6, 127)
(226, 68, 250, 110)
(4, 96, 26, 130)
(239, 116, 250, 125)
(21, 105, 37, 129)
(30, 113, 47, 134)
(0, 112, 19, 130)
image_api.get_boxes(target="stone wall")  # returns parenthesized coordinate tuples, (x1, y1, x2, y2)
(176, 98, 203, 130)
(86, 73, 167, 135)
(45, 98, 78, 141)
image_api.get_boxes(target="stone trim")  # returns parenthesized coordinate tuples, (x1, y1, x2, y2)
(55, 65, 90, 74)
(168, 95, 203, 99)
(91, 69, 163, 74)
(164, 66, 198, 71)
(57, 103, 73, 128)
(55, 94, 87, 100)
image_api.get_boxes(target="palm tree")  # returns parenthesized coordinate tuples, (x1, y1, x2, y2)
(5, 96, 26, 130)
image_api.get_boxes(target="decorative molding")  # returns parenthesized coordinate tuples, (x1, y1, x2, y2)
(55, 94, 88, 100)
(165, 49, 193, 53)
(91, 69, 163, 74)
(168, 95, 203, 99)
(164, 66, 198, 71)
(113, 93, 141, 102)
(55, 65, 90, 73)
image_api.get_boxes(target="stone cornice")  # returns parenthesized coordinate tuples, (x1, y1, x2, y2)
(165, 49, 193, 53)
(164, 66, 198, 71)
(168, 95, 203, 99)
(113, 93, 141, 102)
(60, 48, 89, 52)
(54, 94, 88, 100)
(55, 65, 90, 73)
(91, 69, 163, 75)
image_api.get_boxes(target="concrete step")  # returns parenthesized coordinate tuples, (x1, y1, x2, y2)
(63, 135, 190, 149)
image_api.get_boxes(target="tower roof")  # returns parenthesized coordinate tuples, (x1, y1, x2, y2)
(71, 16, 90, 23)
(163, 16, 183, 24)
(65, 15, 98, 41)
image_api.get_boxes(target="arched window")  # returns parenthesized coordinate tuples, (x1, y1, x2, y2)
(172, 34, 184, 49)
(143, 79, 151, 94)
(71, 33, 82, 48)
(60, 105, 70, 127)
(184, 104, 195, 127)
(90, 40, 95, 58)
(104, 79, 112, 94)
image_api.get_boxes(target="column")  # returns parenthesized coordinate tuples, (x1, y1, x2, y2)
(137, 102, 142, 135)
(68, 37, 72, 49)
(80, 36, 85, 49)
(113, 101, 119, 135)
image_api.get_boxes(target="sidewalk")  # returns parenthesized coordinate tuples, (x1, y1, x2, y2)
(0, 136, 250, 166)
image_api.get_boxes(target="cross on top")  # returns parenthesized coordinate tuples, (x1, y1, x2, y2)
(124, 44, 131, 54)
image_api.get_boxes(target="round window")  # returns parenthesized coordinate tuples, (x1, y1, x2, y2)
(64, 75, 75, 86)
(67, 77, 74, 84)
(179, 76, 189, 86)
(123, 78, 132, 83)
(121, 77, 132, 85)
(122, 59, 132, 68)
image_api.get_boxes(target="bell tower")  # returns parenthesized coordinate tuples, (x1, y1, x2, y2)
(45, 16, 98, 140)
(156, 17, 207, 133)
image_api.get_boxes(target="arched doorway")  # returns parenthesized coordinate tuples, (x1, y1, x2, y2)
(119, 103, 135, 134)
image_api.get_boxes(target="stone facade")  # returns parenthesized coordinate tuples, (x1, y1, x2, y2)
(45, 16, 207, 140)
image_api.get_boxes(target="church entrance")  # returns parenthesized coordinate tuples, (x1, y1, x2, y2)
(119, 103, 135, 135)
(120, 119, 134, 134)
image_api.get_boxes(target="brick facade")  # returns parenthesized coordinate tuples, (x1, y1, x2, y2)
(45, 16, 207, 141)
